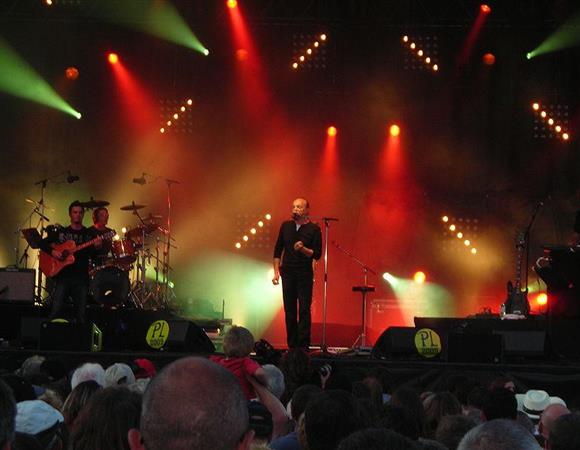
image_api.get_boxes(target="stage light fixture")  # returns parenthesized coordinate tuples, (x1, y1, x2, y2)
(258, 221, 264, 227)
(449, 224, 456, 231)
(457, 232, 463, 239)
(413, 271, 426, 284)
(441, 214, 480, 255)
(464, 239, 471, 246)
(235, 242, 241, 249)
(265, 213, 272, 220)
(203, 49, 210, 56)
(159, 98, 194, 134)
(44, 0, 53, 6)
(536, 293, 548, 306)
(442, 216, 449, 222)
(526, 52, 532, 60)
(107, 53, 119, 64)
(292, 33, 328, 70)
(250, 228, 257, 234)
(480, 4, 491, 14)
(234, 214, 273, 250)
(482, 53, 495, 66)
(402, 34, 440, 72)
(65, 67, 79, 80)
(227, 0, 237, 9)
(243, 235, 249, 241)
(327, 126, 337, 137)
(389, 124, 400, 137)
(532, 101, 570, 141)
(471, 248, 477, 254)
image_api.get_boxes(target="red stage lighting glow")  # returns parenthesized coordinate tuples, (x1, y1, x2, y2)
(480, 4, 491, 14)
(327, 126, 337, 137)
(389, 124, 400, 137)
(227, 0, 238, 8)
(65, 67, 79, 80)
(236, 48, 249, 61)
(108, 53, 119, 65)
(482, 53, 496, 65)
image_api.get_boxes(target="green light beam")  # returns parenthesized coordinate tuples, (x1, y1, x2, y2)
(528, 10, 580, 58)
(0, 37, 81, 119)
(98, 0, 208, 55)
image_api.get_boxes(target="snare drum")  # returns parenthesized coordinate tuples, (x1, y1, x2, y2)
(90, 266, 130, 307)
(112, 238, 136, 263)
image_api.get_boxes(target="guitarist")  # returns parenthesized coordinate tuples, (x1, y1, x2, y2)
(39, 200, 101, 323)
(90, 207, 115, 267)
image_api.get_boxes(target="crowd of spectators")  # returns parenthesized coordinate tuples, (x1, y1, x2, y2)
(1, 325, 580, 450)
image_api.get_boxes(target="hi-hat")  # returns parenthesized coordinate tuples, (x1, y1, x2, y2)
(120, 201, 147, 211)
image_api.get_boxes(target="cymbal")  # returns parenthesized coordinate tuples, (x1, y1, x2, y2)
(80, 197, 110, 209)
(120, 201, 147, 211)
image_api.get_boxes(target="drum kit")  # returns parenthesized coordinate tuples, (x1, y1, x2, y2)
(82, 199, 175, 310)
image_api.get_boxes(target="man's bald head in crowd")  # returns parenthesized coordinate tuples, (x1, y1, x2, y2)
(129, 357, 252, 450)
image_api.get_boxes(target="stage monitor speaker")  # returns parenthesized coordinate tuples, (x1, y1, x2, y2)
(371, 327, 417, 359)
(120, 311, 215, 353)
(447, 333, 503, 363)
(39, 322, 102, 352)
(0, 268, 35, 304)
(493, 330, 546, 357)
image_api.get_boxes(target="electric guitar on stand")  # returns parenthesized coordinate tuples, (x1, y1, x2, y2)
(501, 231, 530, 318)
(39, 230, 115, 278)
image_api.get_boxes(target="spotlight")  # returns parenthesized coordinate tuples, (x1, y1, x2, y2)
(464, 239, 471, 246)
(555, 125, 562, 132)
(65, 67, 79, 80)
(180, 106, 186, 112)
(540, 111, 547, 118)
(250, 228, 257, 234)
(449, 224, 456, 231)
(442, 216, 449, 223)
(562, 133, 570, 140)
(327, 126, 337, 137)
(320, 34, 327, 41)
(265, 213, 272, 220)
(74, 112, 82, 120)
(160, 127, 165, 133)
(292, 62, 299, 69)
(382, 272, 397, 285)
(203, 48, 210, 56)
(306, 49, 312, 55)
(258, 221, 264, 227)
(235, 242, 241, 249)
(480, 4, 491, 14)
(432, 64, 439, 71)
(227, 0, 237, 8)
(44, 0, 53, 5)
(413, 271, 426, 284)
(402, 35, 409, 42)
(173, 113, 179, 120)
(532, 102, 540, 111)
(187, 99, 193, 105)
(389, 124, 400, 137)
(107, 53, 119, 65)
(482, 53, 496, 66)
(457, 232, 463, 239)
(121, 227, 127, 234)
(471, 248, 477, 254)
(243, 235, 249, 241)
(410, 43, 416, 49)
(417, 50, 424, 57)
(548, 118, 554, 126)
(536, 293, 548, 306)
(526, 52, 532, 60)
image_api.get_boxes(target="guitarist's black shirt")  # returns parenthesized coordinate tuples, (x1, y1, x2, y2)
(40, 226, 97, 280)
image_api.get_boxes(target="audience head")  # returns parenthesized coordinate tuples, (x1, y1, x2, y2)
(223, 326, 255, 358)
(0, 379, 16, 449)
(423, 391, 462, 437)
(15, 400, 67, 450)
(0, 375, 36, 403)
(482, 388, 517, 421)
(540, 403, 570, 442)
(71, 363, 105, 390)
(546, 413, 580, 450)
(129, 356, 252, 450)
(247, 401, 273, 444)
(337, 428, 417, 450)
(62, 380, 102, 430)
(304, 390, 368, 450)
(262, 364, 285, 399)
(390, 387, 427, 437)
(489, 376, 516, 392)
(290, 384, 322, 422)
(72, 387, 141, 450)
(105, 363, 136, 388)
(435, 414, 477, 450)
(133, 359, 156, 380)
(379, 404, 419, 441)
(458, 419, 541, 450)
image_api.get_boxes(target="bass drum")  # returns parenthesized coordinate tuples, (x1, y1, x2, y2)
(90, 266, 130, 307)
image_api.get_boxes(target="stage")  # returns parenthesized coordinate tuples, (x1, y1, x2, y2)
(2, 302, 580, 406)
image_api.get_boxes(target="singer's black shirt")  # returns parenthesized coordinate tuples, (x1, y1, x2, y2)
(273, 220, 322, 272)
(40, 226, 97, 280)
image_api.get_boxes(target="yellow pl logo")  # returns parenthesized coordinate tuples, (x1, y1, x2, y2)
(414, 328, 442, 358)
(146, 320, 170, 350)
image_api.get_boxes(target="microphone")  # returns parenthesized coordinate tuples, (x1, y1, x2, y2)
(66, 171, 80, 184)
(133, 173, 147, 185)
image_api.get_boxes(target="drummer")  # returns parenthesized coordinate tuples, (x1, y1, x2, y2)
(90, 207, 115, 266)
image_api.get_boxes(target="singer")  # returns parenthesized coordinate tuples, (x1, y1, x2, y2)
(272, 198, 322, 349)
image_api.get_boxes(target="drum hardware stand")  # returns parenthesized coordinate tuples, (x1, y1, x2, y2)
(332, 241, 377, 352)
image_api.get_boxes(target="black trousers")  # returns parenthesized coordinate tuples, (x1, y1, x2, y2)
(281, 268, 313, 349)
(50, 276, 88, 323)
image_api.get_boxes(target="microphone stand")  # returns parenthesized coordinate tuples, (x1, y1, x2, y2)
(318, 217, 338, 353)
(332, 241, 377, 349)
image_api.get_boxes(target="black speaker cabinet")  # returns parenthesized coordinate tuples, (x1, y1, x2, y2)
(372, 327, 417, 359)
(493, 330, 546, 357)
(447, 333, 503, 363)
(39, 322, 102, 352)
(0, 268, 35, 304)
